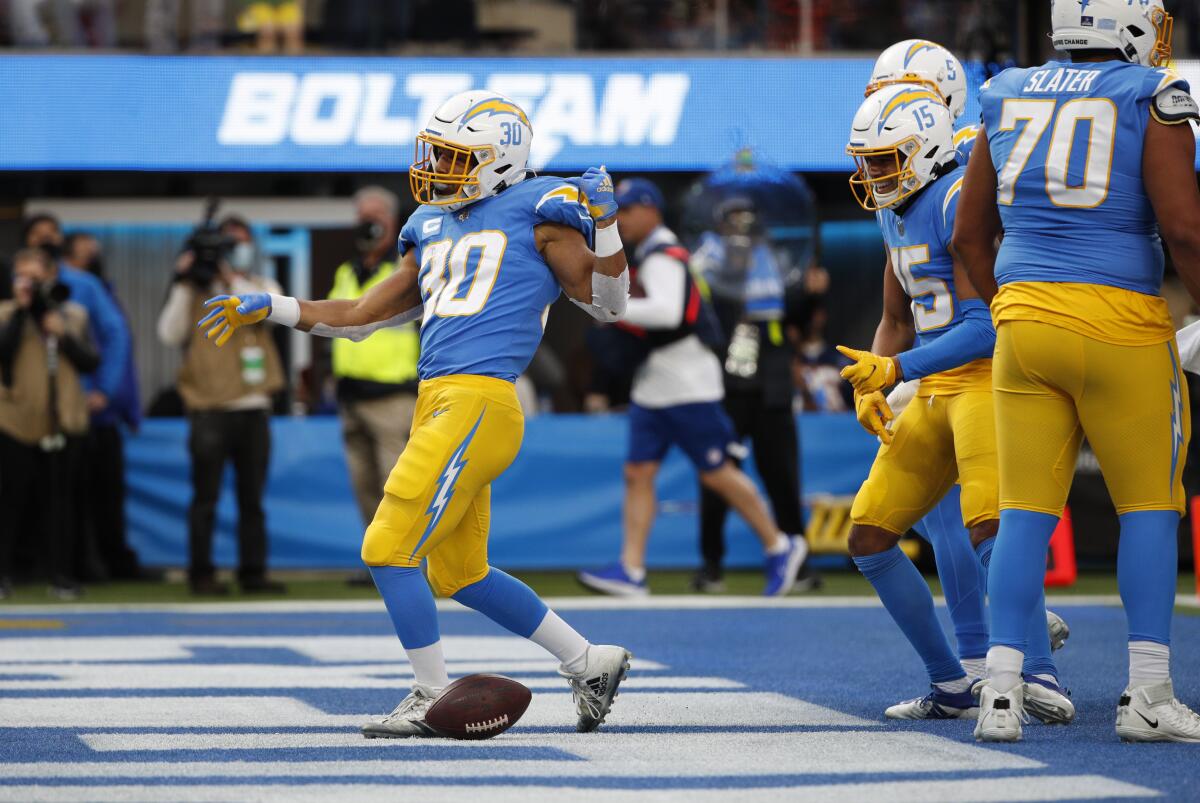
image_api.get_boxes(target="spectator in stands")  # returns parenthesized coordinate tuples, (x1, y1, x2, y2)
(10, 0, 116, 47)
(0, 249, 97, 600)
(157, 217, 285, 595)
(328, 187, 419, 584)
(144, 0, 224, 51)
(237, 0, 303, 53)
(577, 179, 809, 598)
(690, 197, 813, 592)
(63, 232, 154, 581)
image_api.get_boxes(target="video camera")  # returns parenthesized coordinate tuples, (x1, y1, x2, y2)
(181, 198, 235, 287)
(29, 280, 70, 323)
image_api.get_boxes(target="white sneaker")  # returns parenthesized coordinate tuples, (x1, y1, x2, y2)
(1116, 680, 1200, 743)
(559, 644, 631, 733)
(885, 685, 978, 720)
(1046, 610, 1070, 652)
(1022, 675, 1075, 725)
(974, 681, 1027, 742)
(361, 684, 442, 738)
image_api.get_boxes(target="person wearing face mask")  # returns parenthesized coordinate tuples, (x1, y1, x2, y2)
(63, 232, 153, 582)
(0, 249, 99, 600)
(157, 216, 286, 596)
(326, 187, 419, 583)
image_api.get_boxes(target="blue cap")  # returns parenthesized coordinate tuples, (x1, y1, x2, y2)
(614, 178, 664, 210)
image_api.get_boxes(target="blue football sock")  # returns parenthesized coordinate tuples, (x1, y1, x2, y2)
(452, 568, 549, 639)
(988, 509, 1059, 652)
(369, 565, 441, 649)
(916, 489, 988, 663)
(854, 545, 964, 684)
(1117, 510, 1179, 646)
(974, 535, 994, 585)
(1021, 590, 1058, 679)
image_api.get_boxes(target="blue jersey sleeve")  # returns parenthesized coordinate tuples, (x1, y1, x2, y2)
(532, 182, 595, 248)
(398, 215, 421, 257)
(1144, 67, 1198, 125)
(896, 299, 995, 380)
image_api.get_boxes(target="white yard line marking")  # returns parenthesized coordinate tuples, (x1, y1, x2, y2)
(0, 692, 875, 729)
(0, 635, 664, 668)
(0, 664, 740, 691)
(0, 732, 1038, 778)
(0, 777, 1156, 803)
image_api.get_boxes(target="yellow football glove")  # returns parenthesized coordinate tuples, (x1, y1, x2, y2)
(854, 390, 895, 445)
(197, 293, 271, 347)
(837, 345, 898, 394)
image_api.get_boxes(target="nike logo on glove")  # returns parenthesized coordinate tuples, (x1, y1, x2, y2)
(1136, 711, 1159, 729)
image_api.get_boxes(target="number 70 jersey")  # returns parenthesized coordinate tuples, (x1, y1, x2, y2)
(981, 60, 1193, 295)
(399, 176, 596, 382)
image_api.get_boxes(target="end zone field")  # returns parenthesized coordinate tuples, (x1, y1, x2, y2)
(0, 590, 1197, 801)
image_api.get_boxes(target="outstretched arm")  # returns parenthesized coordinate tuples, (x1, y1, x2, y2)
(199, 249, 423, 345)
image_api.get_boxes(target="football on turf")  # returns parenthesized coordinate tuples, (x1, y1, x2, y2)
(425, 673, 532, 740)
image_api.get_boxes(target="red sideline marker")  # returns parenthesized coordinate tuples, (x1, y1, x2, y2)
(1044, 507, 1077, 588)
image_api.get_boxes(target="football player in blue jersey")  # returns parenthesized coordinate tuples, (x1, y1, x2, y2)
(954, 0, 1200, 742)
(197, 90, 634, 737)
(839, 83, 1072, 724)
(863, 41, 1072, 715)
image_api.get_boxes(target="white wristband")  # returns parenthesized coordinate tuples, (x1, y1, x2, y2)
(266, 294, 300, 327)
(594, 224, 623, 258)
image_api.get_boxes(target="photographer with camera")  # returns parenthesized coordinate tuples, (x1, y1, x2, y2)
(327, 187, 419, 570)
(0, 249, 99, 600)
(157, 212, 286, 596)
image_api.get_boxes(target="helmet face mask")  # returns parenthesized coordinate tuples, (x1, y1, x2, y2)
(847, 136, 922, 211)
(410, 134, 495, 208)
(1149, 6, 1174, 67)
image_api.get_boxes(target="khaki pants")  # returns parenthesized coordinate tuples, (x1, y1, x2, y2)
(339, 393, 418, 525)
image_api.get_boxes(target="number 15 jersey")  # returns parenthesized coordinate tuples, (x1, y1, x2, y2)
(399, 177, 595, 382)
(981, 60, 1196, 344)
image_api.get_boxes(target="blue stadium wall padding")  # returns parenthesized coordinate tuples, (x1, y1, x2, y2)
(125, 413, 875, 570)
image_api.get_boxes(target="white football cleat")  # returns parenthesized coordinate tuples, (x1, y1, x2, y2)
(1046, 609, 1070, 652)
(361, 684, 442, 738)
(559, 644, 631, 733)
(885, 686, 978, 720)
(1116, 680, 1200, 743)
(974, 681, 1027, 742)
(1022, 675, 1075, 725)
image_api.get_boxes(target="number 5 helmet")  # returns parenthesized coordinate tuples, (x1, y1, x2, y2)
(846, 83, 955, 211)
(865, 39, 968, 122)
(410, 90, 533, 211)
(1050, 0, 1172, 67)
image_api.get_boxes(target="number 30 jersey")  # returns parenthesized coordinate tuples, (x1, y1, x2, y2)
(980, 61, 1196, 344)
(877, 164, 989, 394)
(399, 177, 595, 382)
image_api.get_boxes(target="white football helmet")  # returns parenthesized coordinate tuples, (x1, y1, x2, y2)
(866, 39, 968, 122)
(846, 83, 955, 211)
(409, 90, 533, 211)
(1050, 0, 1172, 67)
